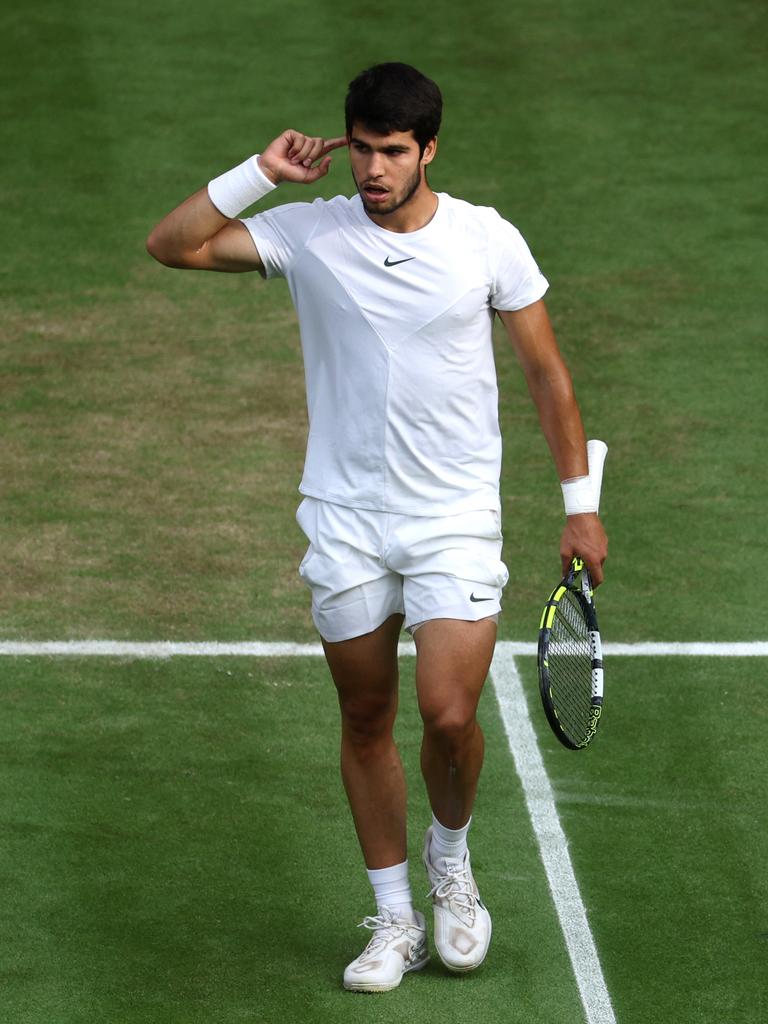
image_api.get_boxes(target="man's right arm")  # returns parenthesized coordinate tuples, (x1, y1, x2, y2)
(145, 131, 348, 276)
(146, 188, 266, 273)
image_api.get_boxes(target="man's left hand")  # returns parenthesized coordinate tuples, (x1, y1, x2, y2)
(560, 513, 608, 586)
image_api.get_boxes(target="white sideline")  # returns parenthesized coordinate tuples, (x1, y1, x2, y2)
(0, 639, 766, 657)
(490, 647, 617, 1024)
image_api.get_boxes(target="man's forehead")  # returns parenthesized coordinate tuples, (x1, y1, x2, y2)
(348, 123, 419, 148)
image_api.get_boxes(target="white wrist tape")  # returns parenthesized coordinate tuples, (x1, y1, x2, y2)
(207, 154, 277, 218)
(561, 475, 598, 516)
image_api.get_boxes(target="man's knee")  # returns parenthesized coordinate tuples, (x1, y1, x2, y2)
(339, 692, 398, 751)
(419, 699, 479, 754)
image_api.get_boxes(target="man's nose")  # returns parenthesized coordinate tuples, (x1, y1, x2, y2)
(367, 152, 385, 177)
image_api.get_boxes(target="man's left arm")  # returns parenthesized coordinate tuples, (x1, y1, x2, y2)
(497, 300, 608, 585)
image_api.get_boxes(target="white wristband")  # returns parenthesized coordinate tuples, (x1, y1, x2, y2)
(207, 154, 277, 218)
(561, 475, 598, 516)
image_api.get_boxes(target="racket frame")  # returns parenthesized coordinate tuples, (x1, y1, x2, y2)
(537, 557, 604, 750)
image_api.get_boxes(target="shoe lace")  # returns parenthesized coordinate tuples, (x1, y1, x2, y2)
(356, 907, 422, 955)
(428, 861, 478, 925)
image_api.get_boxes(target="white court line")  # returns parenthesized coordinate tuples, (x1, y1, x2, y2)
(0, 640, 327, 659)
(0, 639, 766, 657)
(598, 641, 768, 657)
(490, 646, 617, 1024)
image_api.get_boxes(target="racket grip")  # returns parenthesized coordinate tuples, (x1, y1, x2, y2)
(587, 439, 608, 513)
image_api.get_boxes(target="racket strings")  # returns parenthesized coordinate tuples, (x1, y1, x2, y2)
(547, 590, 594, 740)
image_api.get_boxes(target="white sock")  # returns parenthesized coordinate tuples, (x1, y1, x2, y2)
(430, 814, 471, 869)
(366, 860, 415, 922)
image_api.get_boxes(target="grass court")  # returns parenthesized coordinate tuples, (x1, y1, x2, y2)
(1, 1, 767, 1021)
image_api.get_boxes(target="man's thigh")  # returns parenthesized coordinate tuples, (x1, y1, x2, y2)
(322, 613, 404, 713)
(413, 617, 498, 722)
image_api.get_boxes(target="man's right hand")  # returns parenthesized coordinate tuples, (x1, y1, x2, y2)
(146, 131, 348, 274)
(259, 130, 348, 185)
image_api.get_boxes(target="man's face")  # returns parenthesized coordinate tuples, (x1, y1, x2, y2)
(348, 122, 436, 216)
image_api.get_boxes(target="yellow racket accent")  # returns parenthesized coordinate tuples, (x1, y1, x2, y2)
(540, 585, 568, 629)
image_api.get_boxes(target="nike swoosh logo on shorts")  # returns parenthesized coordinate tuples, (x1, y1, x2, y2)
(384, 256, 415, 267)
(470, 593, 494, 602)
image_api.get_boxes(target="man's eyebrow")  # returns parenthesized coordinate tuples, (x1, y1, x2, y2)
(350, 136, 411, 152)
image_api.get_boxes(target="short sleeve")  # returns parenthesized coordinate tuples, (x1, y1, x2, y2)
(240, 199, 324, 279)
(488, 212, 549, 311)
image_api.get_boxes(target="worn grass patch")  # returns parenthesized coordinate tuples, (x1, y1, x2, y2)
(3, 0, 766, 642)
(1, 275, 312, 639)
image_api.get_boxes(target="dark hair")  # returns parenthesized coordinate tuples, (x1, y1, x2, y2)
(345, 63, 442, 154)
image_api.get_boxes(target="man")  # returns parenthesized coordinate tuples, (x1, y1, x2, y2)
(147, 62, 607, 992)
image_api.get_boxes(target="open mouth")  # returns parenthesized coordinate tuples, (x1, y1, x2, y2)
(362, 184, 390, 203)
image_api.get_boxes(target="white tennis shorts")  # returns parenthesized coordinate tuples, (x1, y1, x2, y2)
(295, 497, 509, 643)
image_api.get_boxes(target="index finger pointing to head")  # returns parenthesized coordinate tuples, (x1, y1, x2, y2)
(322, 136, 349, 154)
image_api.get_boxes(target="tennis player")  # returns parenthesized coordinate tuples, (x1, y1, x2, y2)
(147, 62, 607, 991)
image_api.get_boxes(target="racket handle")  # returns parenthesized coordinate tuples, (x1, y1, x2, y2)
(587, 439, 608, 513)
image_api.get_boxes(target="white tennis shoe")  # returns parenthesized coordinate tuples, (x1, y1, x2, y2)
(422, 827, 492, 972)
(343, 907, 429, 992)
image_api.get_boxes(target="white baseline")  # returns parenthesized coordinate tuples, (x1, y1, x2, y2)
(0, 639, 766, 658)
(490, 646, 617, 1024)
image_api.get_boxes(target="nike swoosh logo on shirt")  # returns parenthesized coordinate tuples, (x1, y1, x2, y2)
(469, 593, 494, 603)
(384, 256, 415, 267)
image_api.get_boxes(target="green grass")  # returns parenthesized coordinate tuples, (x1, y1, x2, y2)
(1, 656, 585, 1023)
(528, 654, 768, 1024)
(3, 655, 766, 1023)
(2, 0, 767, 640)
(2, 0, 767, 1020)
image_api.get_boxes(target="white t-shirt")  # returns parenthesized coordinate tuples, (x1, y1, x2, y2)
(242, 192, 548, 515)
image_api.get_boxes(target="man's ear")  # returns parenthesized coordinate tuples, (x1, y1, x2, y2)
(422, 137, 438, 165)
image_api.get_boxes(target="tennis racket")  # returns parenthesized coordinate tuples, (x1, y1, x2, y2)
(537, 439, 607, 750)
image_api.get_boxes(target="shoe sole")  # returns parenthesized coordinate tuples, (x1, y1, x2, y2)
(343, 953, 430, 992)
